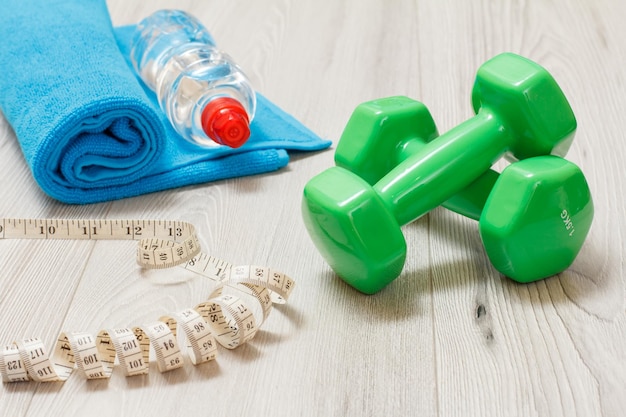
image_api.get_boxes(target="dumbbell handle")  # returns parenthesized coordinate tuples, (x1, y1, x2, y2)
(375, 109, 512, 225)
(397, 132, 498, 221)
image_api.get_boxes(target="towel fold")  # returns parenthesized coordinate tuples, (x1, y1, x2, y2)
(0, 0, 330, 204)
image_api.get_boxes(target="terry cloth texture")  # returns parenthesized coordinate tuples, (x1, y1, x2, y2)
(0, 0, 330, 204)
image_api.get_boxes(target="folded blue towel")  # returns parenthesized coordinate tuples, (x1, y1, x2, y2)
(0, 0, 330, 204)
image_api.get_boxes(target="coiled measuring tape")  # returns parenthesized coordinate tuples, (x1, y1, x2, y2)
(0, 218, 294, 383)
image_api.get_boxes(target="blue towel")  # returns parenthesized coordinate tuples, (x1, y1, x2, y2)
(0, 0, 331, 204)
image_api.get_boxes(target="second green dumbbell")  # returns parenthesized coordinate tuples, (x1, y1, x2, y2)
(334, 95, 495, 221)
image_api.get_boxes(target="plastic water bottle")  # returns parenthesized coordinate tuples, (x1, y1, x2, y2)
(130, 9, 256, 148)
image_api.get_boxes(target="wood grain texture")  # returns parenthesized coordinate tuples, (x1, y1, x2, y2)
(1, 0, 625, 416)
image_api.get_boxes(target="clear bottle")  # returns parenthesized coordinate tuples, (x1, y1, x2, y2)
(130, 9, 256, 148)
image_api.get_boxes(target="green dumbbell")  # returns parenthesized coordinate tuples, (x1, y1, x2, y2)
(334, 95, 495, 221)
(302, 53, 584, 294)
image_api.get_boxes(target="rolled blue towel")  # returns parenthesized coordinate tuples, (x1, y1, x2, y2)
(0, 0, 330, 204)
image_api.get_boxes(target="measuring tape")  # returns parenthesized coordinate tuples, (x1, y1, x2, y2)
(0, 218, 294, 383)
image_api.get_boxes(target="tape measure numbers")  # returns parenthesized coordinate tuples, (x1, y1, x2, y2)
(0, 218, 294, 383)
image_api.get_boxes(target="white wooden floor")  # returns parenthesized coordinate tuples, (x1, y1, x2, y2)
(1, 1, 625, 416)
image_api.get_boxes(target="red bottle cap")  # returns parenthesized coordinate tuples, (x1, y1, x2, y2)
(200, 97, 251, 148)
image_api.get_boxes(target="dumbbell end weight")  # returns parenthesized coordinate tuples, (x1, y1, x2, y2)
(472, 52, 577, 160)
(334, 96, 439, 185)
(480, 156, 594, 282)
(302, 167, 407, 294)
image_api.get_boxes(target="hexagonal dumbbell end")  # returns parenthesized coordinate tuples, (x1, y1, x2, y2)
(335, 96, 438, 185)
(472, 52, 577, 159)
(479, 156, 593, 282)
(302, 166, 407, 294)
